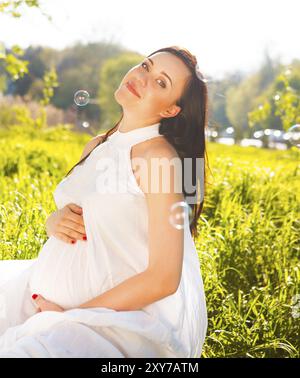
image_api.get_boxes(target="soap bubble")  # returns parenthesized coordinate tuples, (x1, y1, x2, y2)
(169, 201, 193, 230)
(82, 121, 90, 128)
(287, 124, 300, 148)
(74, 90, 90, 106)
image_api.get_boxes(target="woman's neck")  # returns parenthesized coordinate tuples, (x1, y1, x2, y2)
(118, 116, 160, 133)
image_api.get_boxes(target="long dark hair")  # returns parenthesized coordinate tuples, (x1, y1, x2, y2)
(64, 46, 210, 239)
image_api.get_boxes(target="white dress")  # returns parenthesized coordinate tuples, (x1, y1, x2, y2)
(0, 122, 208, 358)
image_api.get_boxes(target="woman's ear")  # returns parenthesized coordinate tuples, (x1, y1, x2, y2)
(160, 104, 181, 119)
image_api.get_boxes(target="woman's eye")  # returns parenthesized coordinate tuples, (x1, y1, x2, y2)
(141, 62, 166, 88)
(157, 79, 166, 88)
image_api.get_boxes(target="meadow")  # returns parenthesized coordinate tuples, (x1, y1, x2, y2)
(0, 126, 299, 358)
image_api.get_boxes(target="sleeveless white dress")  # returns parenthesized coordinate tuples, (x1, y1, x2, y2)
(0, 122, 208, 358)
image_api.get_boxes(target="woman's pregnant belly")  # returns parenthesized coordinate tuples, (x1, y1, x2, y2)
(28, 236, 98, 310)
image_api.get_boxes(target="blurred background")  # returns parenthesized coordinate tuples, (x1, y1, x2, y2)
(0, 0, 299, 358)
(0, 0, 300, 147)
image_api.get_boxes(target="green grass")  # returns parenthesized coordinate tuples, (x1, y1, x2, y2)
(199, 143, 300, 357)
(0, 127, 299, 358)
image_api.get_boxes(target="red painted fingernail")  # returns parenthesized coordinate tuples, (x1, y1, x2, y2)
(71, 240, 76, 244)
(83, 235, 87, 240)
(32, 294, 38, 300)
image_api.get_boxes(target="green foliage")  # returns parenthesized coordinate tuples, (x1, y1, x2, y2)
(0, 102, 43, 130)
(248, 101, 271, 130)
(52, 42, 123, 111)
(1, 46, 29, 81)
(226, 73, 262, 140)
(248, 64, 300, 133)
(225, 51, 280, 140)
(0, 96, 64, 130)
(40, 67, 59, 106)
(0, 0, 41, 18)
(0, 64, 60, 129)
(13, 104, 35, 127)
(0, 1, 51, 83)
(273, 70, 300, 131)
(207, 72, 243, 132)
(51, 66, 90, 109)
(0, 74, 6, 92)
(0, 102, 18, 128)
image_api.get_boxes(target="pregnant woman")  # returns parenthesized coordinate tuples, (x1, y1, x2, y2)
(0, 45, 208, 358)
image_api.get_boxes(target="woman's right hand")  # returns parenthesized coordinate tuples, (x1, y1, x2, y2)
(45, 203, 87, 244)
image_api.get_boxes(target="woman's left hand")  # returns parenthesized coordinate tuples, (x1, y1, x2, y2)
(32, 294, 65, 313)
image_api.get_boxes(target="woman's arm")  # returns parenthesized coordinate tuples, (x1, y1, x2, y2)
(77, 268, 176, 311)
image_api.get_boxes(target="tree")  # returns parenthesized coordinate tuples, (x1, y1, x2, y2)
(273, 64, 300, 131)
(248, 60, 300, 139)
(0, 2, 58, 129)
(208, 72, 244, 134)
(226, 51, 281, 142)
(0, 1, 49, 82)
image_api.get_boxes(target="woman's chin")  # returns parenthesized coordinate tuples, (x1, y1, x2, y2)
(114, 91, 126, 106)
(114, 86, 139, 104)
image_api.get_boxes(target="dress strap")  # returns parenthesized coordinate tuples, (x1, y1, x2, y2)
(107, 122, 164, 148)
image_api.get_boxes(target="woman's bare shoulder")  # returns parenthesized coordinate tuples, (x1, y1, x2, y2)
(145, 136, 178, 160)
(80, 132, 107, 160)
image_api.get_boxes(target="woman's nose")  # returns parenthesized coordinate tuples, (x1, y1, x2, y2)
(137, 72, 147, 87)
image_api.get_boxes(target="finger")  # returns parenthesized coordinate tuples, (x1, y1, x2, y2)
(32, 294, 45, 306)
(32, 294, 45, 307)
(67, 203, 83, 215)
(55, 232, 77, 244)
(67, 211, 86, 228)
(58, 225, 87, 241)
(59, 219, 86, 236)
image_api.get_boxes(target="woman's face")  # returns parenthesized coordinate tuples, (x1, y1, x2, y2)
(114, 52, 192, 120)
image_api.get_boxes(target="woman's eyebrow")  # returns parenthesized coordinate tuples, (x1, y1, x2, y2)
(147, 57, 173, 87)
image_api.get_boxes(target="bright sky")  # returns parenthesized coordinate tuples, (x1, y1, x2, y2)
(0, 0, 299, 80)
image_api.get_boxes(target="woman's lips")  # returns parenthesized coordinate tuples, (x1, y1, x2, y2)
(126, 82, 140, 98)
